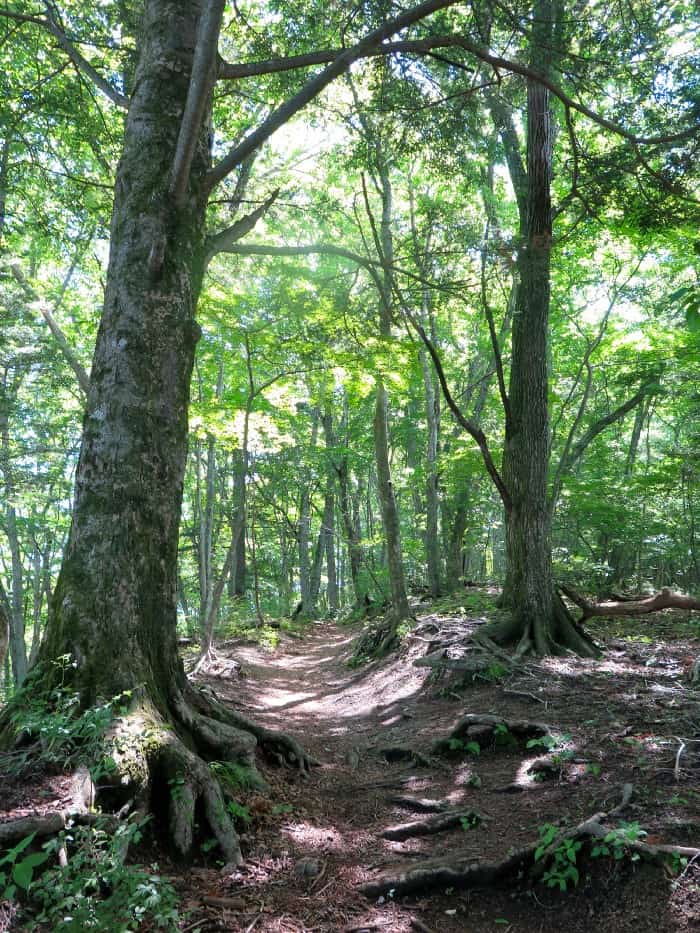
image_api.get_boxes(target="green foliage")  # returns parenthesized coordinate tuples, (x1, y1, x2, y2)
(535, 824, 582, 891)
(225, 800, 252, 828)
(526, 732, 572, 752)
(493, 723, 517, 748)
(590, 821, 647, 861)
(459, 813, 481, 831)
(209, 760, 261, 793)
(23, 817, 180, 932)
(0, 833, 49, 901)
(448, 737, 481, 757)
(7, 657, 127, 780)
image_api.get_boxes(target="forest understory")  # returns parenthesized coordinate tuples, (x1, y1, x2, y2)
(1, 591, 699, 933)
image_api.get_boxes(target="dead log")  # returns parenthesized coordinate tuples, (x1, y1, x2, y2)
(0, 810, 119, 847)
(561, 585, 700, 621)
(381, 809, 486, 841)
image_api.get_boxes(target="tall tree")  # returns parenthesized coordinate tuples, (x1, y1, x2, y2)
(0, 0, 465, 857)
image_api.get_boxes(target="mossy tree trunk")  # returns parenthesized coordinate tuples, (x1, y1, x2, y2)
(5, 0, 310, 862)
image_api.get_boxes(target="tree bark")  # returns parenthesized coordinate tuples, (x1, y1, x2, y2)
(4, 0, 310, 864)
(374, 380, 411, 621)
(496, 0, 595, 657)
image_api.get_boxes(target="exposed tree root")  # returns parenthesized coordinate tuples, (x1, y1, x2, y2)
(432, 714, 551, 755)
(353, 620, 401, 660)
(2, 678, 314, 868)
(359, 784, 700, 899)
(382, 809, 486, 840)
(0, 810, 121, 848)
(561, 585, 700, 620)
(388, 795, 450, 813)
(414, 592, 599, 680)
(380, 746, 433, 768)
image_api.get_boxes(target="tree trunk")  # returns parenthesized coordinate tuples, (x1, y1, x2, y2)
(373, 380, 411, 621)
(0, 375, 27, 686)
(4, 0, 310, 864)
(297, 412, 319, 615)
(607, 398, 648, 583)
(421, 344, 442, 597)
(496, 0, 595, 657)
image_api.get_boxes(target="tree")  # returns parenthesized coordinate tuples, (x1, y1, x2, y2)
(0, 0, 466, 858)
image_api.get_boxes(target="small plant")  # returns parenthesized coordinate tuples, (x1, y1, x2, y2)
(526, 732, 572, 752)
(448, 737, 481, 756)
(209, 760, 262, 792)
(459, 813, 481, 831)
(272, 803, 294, 816)
(0, 833, 50, 901)
(25, 816, 180, 931)
(585, 763, 602, 779)
(669, 852, 689, 881)
(591, 821, 647, 861)
(225, 800, 252, 827)
(493, 723, 517, 748)
(534, 824, 582, 891)
(7, 656, 131, 781)
(472, 662, 508, 684)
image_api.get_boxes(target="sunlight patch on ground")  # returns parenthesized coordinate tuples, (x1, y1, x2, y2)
(257, 688, 317, 709)
(280, 820, 373, 853)
(452, 763, 478, 788)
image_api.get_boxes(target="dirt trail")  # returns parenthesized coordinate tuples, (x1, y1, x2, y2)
(192, 614, 700, 933)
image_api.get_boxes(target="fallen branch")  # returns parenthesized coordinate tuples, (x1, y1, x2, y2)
(561, 585, 700, 621)
(0, 810, 119, 847)
(388, 795, 450, 813)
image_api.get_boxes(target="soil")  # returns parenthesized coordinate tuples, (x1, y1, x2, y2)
(2, 596, 699, 931)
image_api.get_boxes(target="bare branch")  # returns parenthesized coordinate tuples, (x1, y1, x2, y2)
(9, 263, 90, 395)
(407, 313, 512, 511)
(206, 240, 376, 269)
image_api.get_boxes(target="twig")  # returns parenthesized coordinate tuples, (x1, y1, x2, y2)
(244, 915, 262, 933)
(673, 737, 687, 781)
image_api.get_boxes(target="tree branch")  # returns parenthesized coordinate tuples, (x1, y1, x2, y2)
(8, 263, 90, 395)
(551, 380, 658, 510)
(218, 34, 698, 148)
(0, 8, 129, 110)
(206, 240, 376, 269)
(408, 314, 512, 512)
(170, 0, 226, 206)
(203, 188, 280, 264)
(205, 0, 462, 190)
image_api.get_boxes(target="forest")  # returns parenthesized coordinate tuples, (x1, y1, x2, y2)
(0, 0, 698, 930)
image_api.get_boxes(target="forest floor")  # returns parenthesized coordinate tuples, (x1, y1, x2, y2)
(1, 591, 699, 931)
(173, 592, 700, 933)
